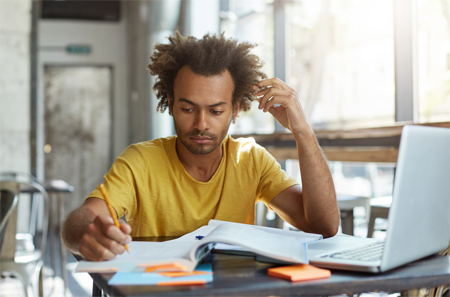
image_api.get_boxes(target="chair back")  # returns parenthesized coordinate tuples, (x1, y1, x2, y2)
(0, 189, 18, 256)
(0, 172, 49, 261)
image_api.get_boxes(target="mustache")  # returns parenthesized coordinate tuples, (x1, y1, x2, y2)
(186, 130, 217, 140)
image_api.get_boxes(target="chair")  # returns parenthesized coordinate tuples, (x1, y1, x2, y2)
(21, 179, 74, 296)
(367, 196, 392, 238)
(0, 189, 18, 256)
(0, 172, 50, 297)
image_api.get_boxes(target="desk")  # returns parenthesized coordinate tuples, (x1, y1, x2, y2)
(89, 239, 450, 297)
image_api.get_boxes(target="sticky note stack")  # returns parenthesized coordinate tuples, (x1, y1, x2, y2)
(267, 264, 331, 282)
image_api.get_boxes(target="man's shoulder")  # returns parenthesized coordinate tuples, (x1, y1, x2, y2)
(227, 135, 257, 147)
(226, 135, 265, 156)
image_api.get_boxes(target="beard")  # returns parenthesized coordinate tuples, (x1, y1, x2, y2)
(173, 115, 233, 155)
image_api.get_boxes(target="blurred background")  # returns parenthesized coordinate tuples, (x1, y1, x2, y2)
(0, 0, 449, 296)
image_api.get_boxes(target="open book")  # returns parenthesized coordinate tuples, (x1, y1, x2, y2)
(76, 220, 322, 273)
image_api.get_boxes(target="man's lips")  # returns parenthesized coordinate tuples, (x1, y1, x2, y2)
(191, 137, 212, 144)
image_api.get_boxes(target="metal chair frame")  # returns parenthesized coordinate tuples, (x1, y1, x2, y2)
(0, 172, 50, 297)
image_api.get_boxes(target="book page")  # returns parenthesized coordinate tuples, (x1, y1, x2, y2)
(190, 223, 313, 264)
(208, 219, 323, 241)
(76, 240, 200, 272)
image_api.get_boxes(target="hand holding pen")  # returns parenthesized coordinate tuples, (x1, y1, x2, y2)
(70, 183, 132, 261)
(100, 183, 130, 253)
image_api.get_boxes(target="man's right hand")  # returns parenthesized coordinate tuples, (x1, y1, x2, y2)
(61, 197, 132, 261)
(79, 214, 132, 261)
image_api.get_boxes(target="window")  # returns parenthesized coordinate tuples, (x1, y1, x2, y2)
(285, 0, 395, 130)
(221, 0, 449, 133)
(417, 0, 450, 123)
(221, 0, 276, 134)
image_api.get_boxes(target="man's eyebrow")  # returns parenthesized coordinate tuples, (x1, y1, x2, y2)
(178, 98, 228, 108)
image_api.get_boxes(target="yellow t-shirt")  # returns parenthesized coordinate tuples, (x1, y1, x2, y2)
(88, 135, 298, 237)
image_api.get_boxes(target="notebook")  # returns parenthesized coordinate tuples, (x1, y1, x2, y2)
(308, 125, 450, 273)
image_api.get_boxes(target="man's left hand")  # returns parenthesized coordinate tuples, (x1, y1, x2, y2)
(254, 78, 309, 135)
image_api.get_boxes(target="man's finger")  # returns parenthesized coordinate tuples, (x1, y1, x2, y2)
(119, 219, 132, 235)
(80, 231, 117, 261)
(86, 223, 128, 256)
(256, 77, 289, 90)
(257, 88, 291, 111)
(95, 215, 129, 243)
(102, 222, 131, 246)
(91, 215, 131, 253)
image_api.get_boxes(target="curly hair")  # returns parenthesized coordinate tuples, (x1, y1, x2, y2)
(148, 31, 267, 113)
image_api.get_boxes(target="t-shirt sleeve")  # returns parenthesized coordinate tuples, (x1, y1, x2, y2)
(255, 145, 299, 207)
(87, 145, 139, 219)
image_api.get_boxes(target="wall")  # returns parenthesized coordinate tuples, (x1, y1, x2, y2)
(0, 0, 31, 173)
(0, 0, 32, 232)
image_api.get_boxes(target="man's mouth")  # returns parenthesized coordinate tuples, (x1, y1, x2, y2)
(191, 136, 212, 144)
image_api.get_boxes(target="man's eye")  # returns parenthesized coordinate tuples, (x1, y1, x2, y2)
(182, 108, 193, 112)
(211, 110, 224, 115)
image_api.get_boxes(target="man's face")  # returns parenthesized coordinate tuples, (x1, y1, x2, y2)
(170, 66, 238, 155)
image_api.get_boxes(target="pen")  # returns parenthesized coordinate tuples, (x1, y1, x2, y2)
(99, 183, 129, 253)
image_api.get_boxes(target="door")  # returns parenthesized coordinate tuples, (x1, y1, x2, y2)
(44, 66, 112, 213)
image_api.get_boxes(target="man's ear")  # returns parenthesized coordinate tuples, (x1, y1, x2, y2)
(233, 99, 240, 118)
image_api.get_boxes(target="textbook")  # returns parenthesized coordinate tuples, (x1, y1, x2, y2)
(76, 220, 322, 273)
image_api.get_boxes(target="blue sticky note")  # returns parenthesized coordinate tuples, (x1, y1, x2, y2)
(108, 263, 213, 285)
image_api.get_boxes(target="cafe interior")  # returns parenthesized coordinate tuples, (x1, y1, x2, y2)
(0, 0, 449, 296)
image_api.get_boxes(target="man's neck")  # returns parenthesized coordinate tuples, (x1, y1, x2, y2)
(175, 139, 224, 182)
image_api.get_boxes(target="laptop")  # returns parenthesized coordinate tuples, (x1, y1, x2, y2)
(308, 125, 450, 273)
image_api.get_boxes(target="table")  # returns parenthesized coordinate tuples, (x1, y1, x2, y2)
(89, 239, 450, 297)
(337, 195, 370, 235)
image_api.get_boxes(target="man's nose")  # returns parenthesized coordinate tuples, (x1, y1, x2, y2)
(194, 111, 208, 131)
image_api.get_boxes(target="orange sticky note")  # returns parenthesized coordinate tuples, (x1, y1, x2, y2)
(158, 271, 211, 278)
(267, 264, 331, 282)
(141, 263, 188, 273)
(157, 280, 206, 286)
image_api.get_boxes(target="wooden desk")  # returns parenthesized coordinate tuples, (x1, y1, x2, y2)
(89, 240, 450, 297)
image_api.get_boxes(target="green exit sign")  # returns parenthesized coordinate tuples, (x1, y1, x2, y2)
(66, 45, 91, 54)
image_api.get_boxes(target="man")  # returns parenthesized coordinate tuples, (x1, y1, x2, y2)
(62, 32, 339, 261)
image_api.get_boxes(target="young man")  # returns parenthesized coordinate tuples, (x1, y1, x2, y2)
(62, 32, 339, 261)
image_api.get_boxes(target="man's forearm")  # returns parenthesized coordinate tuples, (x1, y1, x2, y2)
(295, 128, 340, 237)
(61, 207, 96, 255)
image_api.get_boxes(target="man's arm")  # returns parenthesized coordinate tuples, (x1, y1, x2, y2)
(61, 197, 132, 261)
(255, 78, 340, 238)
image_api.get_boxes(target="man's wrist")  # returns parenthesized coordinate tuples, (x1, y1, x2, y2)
(292, 124, 315, 143)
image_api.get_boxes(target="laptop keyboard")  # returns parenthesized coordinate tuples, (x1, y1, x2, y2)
(320, 241, 384, 262)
